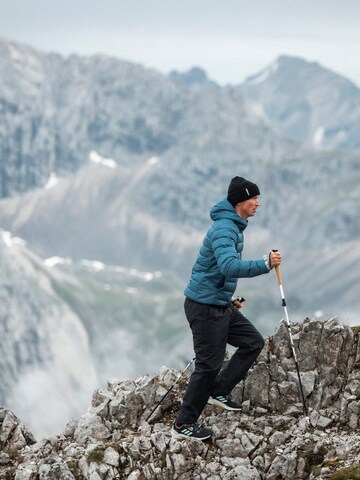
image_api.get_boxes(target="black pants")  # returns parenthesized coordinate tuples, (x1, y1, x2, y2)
(176, 297, 264, 424)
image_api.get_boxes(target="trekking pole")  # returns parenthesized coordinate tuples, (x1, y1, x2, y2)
(272, 251, 308, 416)
(146, 357, 195, 422)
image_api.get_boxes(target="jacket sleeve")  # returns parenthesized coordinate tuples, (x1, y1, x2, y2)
(211, 223, 269, 278)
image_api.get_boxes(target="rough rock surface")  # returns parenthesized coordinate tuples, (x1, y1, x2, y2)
(1, 318, 359, 479)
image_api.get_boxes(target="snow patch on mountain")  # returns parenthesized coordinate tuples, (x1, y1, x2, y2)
(1, 230, 26, 247)
(89, 150, 117, 169)
(147, 156, 159, 165)
(79, 259, 162, 281)
(44, 172, 60, 190)
(44, 256, 73, 267)
(80, 259, 106, 271)
(313, 126, 325, 146)
(246, 59, 279, 85)
(128, 268, 161, 281)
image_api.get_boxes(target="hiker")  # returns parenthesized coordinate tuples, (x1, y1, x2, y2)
(171, 176, 282, 441)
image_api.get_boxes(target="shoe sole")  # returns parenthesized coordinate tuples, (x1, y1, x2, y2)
(207, 398, 242, 411)
(171, 428, 212, 441)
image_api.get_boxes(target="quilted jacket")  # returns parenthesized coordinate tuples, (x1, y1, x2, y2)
(184, 197, 269, 306)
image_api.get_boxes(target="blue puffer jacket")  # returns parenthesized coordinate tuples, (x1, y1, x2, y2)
(184, 197, 269, 306)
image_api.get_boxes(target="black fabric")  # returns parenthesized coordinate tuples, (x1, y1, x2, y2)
(176, 298, 264, 424)
(227, 176, 260, 206)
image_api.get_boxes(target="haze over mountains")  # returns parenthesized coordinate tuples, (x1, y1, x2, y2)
(0, 38, 359, 435)
(0, 230, 191, 437)
(0, 38, 358, 297)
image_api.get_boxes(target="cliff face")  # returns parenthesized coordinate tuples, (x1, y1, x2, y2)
(2, 39, 360, 200)
(1, 318, 359, 479)
(0, 232, 98, 439)
(0, 38, 281, 198)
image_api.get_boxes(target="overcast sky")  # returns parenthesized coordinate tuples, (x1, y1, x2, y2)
(0, 0, 359, 86)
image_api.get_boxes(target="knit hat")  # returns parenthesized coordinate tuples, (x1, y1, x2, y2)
(227, 176, 260, 206)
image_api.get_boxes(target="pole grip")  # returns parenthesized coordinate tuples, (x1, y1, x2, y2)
(272, 250, 282, 285)
(275, 265, 282, 286)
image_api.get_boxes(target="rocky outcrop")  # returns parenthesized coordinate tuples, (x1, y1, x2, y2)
(0, 318, 359, 479)
(242, 317, 360, 418)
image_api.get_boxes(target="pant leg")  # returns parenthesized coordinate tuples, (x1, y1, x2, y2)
(176, 299, 230, 424)
(212, 305, 264, 396)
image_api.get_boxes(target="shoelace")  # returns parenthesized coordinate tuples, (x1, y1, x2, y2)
(192, 423, 202, 433)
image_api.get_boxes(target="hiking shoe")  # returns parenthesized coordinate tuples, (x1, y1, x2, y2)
(208, 394, 242, 411)
(171, 422, 212, 441)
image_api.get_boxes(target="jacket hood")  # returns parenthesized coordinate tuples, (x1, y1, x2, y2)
(210, 197, 248, 230)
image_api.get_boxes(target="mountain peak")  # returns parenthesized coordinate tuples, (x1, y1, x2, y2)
(245, 54, 358, 89)
(241, 54, 360, 149)
(170, 66, 218, 89)
(245, 55, 327, 86)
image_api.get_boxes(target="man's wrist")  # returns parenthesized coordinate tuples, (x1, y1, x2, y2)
(263, 254, 271, 270)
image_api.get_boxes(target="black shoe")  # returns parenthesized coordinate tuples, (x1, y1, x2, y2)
(171, 422, 212, 441)
(208, 394, 242, 411)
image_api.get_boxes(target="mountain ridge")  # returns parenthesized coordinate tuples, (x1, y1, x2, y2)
(5, 38, 359, 197)
(1, 318, 360, 479)
(1, 37, 359, 442)
(240, 55, 360, 150)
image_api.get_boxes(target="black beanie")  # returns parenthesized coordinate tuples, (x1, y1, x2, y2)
(227, 176, 260, 206)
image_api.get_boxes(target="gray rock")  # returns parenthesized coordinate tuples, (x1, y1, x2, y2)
(0, 408, 36, 451)
(104, 447, 120, 467)
(74, 413, 111, 443)
(224, 463, 261, 479)
(316, 415, 333, 429)
(1, 319, 360, 480)
(268, 431, 287, 447)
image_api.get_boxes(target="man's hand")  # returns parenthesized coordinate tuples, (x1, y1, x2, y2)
(232, 296, 245, 310)
(270, 250, 282, 268)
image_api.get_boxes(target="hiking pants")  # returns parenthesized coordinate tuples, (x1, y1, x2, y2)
(176, 297, 264, 425)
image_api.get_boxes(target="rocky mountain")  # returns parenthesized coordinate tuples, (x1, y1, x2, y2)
(0, 146, 359, 323)
(1, 37, 360, 440)
(0, 231, 97, 438)
(0, 157, 204, 275)
(170, 66, 219, 90)
(1, 40, 359, 273)
(240, 55, 360, 151)
(0, 37, 289, 198)
(1, 318, 360, 479)
(0, 230, 191, 438)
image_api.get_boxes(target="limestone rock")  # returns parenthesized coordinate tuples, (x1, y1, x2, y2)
(1, 319, 360, 480)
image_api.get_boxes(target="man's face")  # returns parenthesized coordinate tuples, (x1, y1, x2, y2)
(235, 195, 260, 219)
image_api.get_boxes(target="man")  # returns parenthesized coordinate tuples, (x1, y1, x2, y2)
(171, 176, 282, 441)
